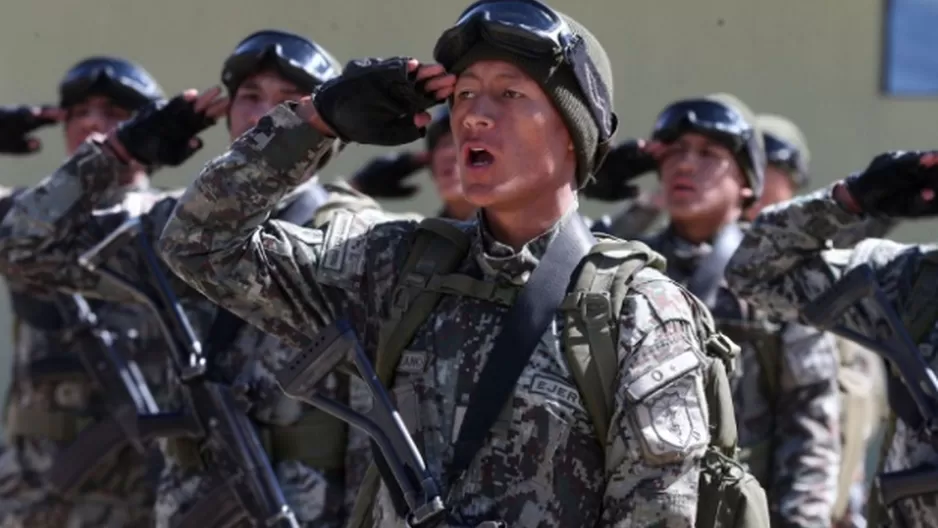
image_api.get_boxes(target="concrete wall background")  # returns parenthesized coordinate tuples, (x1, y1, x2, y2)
(0, 0, 936, 429)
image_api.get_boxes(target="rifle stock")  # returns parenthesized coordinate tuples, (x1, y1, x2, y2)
(803, 264, 938, 509)
(877, 465, 938, 506)
(277, 320, 445, 526)
(45, 410, 201, 496)
(77, 218, 300, 528)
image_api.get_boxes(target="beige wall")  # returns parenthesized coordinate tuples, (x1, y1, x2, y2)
(0, 0, 935, 426)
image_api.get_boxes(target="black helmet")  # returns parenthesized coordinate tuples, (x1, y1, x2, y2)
(59, 56, 164, 112)
(651, 93, 766, 204)
(221, 29, 341, 95)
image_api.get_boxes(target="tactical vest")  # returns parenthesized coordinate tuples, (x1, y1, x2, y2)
(347, 218, 769, 528)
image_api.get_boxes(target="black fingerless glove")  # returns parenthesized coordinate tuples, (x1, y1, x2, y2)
(845, 151, 938, 218)
(581, 140, 657, 202)
(115, 95, 217, 167)
(0, 106, 57, 154)
(314, 57, 440, 146)
(351, 152, 426, 198)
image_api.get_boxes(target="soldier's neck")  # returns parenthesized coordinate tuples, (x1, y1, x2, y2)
(483, 186, 576, 251)
(671, 208, 740, 245)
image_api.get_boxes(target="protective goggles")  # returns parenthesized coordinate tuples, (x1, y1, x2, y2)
(652, 99, 754, 150)
(433, 0, 616, 142)
(764, 131, 808, 185)
(59, 57, 163, 111)
(222, 30, 340, 94)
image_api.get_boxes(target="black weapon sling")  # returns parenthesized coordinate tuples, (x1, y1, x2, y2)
(204, 183, 330, 356)
(686, 222, 744, 308)
(447, 213, 596, 480)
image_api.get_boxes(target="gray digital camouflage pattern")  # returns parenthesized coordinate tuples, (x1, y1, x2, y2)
(725, 185, 938, 528)
(155, 103, 716, 527)
(0, 181, 168, 528)
(642, 228, 841, 528)
(0, 138, 383, 527)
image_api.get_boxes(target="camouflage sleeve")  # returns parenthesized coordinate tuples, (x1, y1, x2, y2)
(158, 103, 416, 350)
(603, 272, 709, 526)
(725, 185, 933, 336)
(0, 136, 180, 302)
(829, 216, 899, 248)
(772, 322, 841, 527)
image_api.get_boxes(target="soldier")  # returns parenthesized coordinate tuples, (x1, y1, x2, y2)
(0, 56, 171, 528)
(724, 150, 938, 528)
(751, 113, 889, 528)
(156, 2, 770, 527)
(0, 30, 381, 528)
(349, 107, 475, 221)
(626, 95, 842, 527)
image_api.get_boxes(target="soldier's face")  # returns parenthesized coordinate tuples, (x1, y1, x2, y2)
(63, 96, 132, 155)
(744, 165, 795, 220)
(658, 133, 750, 223)
(430, 133, 462, 201)
(228, 70, 306, 141)
(450, 60, 576, 209)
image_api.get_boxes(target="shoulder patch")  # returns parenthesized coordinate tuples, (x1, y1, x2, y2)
(626, 350, 701, 402)
(633, 371, 709, 463)
(316, 209, 376, 285)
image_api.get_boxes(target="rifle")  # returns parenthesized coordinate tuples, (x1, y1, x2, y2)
(802, 264, 938, 511)
(37, 293, 202, 497)
(276, 319, 445, 527)
(78, 216, 300, 528)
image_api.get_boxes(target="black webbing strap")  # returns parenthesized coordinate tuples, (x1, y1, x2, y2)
(687, 222, 744, 308)
(204, 183, 330, 356)
(448, 213, 596, 479)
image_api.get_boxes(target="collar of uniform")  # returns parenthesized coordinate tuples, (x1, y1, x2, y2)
(473, 199, 580, 285)
(664, 225, 713, 263)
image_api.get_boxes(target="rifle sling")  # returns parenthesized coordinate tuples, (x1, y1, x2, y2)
(686, 222, 743, 309)
(448, 213, 595, 480)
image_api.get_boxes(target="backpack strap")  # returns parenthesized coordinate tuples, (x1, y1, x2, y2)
(559, 238, 665, 446)
(376, 218, 472, 386)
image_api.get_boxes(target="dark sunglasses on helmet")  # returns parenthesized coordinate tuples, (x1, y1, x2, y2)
(222, 30, 340, 94)
(59, 57, 163, 111)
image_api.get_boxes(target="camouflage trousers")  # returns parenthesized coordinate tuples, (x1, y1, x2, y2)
(154, 457, 346, 528)
(0, 437, 157, 527)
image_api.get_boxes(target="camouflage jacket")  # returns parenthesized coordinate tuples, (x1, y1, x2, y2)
(156, 103, 715, 528)
(724, 185, 938, 528)
(0, 139, 384, 527)
(0, 178, 166, 527)
(643, 227, 841, 528)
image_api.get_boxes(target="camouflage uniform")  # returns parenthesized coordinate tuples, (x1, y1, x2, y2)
(154, 104, 715, 527)
(724, 185, 938, 527)
(0, 137, 386, 527)
(0, 180, 167, 528)
(641, 227, 840, 527)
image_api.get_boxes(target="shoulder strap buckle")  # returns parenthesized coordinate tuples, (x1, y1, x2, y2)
(579, 292, 613, 328)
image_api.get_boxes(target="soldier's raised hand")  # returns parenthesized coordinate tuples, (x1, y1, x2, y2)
(301, 58, 455, 146)
(0, 105, 64, 154)
(106, 87, 228, 168)
(839, 151, 938, 218)
(581, 139, 664, 202)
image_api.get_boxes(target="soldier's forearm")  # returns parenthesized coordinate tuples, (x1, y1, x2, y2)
(0, 138, 130, 291)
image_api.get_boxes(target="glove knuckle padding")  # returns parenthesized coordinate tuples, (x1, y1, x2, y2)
(117, 96, 214, 167)
(314, 57, 439, 146)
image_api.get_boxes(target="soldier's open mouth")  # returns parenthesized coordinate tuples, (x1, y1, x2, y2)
(467, 147, 494, 167)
